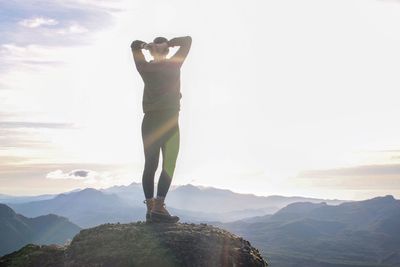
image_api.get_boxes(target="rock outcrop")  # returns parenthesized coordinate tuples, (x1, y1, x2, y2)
(0, 222, 268, 267)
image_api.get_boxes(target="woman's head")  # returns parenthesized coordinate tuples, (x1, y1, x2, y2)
(149, 36, 169, 59)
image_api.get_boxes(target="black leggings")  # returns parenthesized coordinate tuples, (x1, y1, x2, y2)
(141, 109, 180, 199)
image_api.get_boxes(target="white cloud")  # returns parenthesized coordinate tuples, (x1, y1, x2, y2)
(1, 1, 116, 50)
(56, 24, 89, 35)
(62, 0, 123, 10)
(46, 169, 87, 180)
(19, 17, 59, 28)
(46, 169, 114, 184)
(0, 43, 64, 72)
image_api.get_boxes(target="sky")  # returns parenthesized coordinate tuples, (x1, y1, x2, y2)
(1, 0, 400, 200)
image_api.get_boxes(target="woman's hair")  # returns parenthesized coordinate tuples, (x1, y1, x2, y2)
(151, 36, 169, 56)
(153, 36, 168, 44)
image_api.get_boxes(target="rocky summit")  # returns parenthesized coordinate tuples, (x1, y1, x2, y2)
(0, 222, 268, 267)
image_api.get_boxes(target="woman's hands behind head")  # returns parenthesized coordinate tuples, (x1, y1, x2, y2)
(146, 42, 168, 52)
(146, 42, 169, 58)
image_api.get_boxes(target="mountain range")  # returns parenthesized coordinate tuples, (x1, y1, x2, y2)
(5, 183, 346, 227)
(1, 184, 399, 266)
(6, 188, 144, 228)
(216, 195, 400, 267)
(0, 203, 80, 256)
(0, 188, 81, 204)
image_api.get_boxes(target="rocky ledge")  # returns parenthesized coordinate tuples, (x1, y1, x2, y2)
(0, 222, 268, 267)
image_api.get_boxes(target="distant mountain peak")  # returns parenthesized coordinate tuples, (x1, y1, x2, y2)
(77, 188, 98, 194)
(343, 194, 398, 207)
(362, 194, 397, 206)
(381, 195, 395, 200)
(370, 195, 395, 200)
(55, 188, 102, 199)
(33, 213, 66, 221)
(173, 184, 202, 192)
(128, 181, 141, 186)
(274, 201, 328, 216)
(0, 203, 16, 218)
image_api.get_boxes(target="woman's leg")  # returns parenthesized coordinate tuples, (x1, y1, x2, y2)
(141, 113, 161, 199)
(157, 114, 180, 198)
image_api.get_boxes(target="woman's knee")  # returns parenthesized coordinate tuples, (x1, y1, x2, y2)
(163, 162, 176, 178)
(144, 157, 159, 173)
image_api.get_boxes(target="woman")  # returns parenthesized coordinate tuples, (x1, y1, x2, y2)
(131, 36, 192, 223)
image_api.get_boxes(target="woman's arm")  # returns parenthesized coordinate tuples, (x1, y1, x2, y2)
(167, 36, 192, 67)
(131, 40, 150, 72)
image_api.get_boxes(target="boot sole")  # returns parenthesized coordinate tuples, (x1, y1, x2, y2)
(150, 212, 179, 223)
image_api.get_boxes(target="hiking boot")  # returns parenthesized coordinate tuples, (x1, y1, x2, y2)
(150, 197, 180, 223)
(143, 198, 155, 223)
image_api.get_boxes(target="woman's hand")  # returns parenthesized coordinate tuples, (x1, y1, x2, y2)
(142, 43, 152, 50)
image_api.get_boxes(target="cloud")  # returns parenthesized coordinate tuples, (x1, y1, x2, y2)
(0, 162, 121, 174)
(0, 128, 54, 150)
(56, 24, 88, 34)
(0, 121, 76, 129)
(72, 170, 89, 177)
(46, 169, 114, 184)
(0, 43, 64, 72)
(0, 114, 77, 151)
(0, 0, 116, 46)
(376, 150, 400, 161)
(374, 150, 400, 153)
(0, 0, 120, 72)
(0, 156, 31, 165)
(0, 162, 132, 195)
(19, 17, 59, 28)
(0, 82, 9, 90)
(373, 150, 400, 161)
(46, 169, 89, 180)
(297, 164, 400, 190)
(299, 164, 400, 178)
(0, 111, 18, 119)
(0, 121, 77, 150)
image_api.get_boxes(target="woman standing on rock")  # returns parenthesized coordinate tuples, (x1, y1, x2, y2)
(130, 36, 192, 223)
